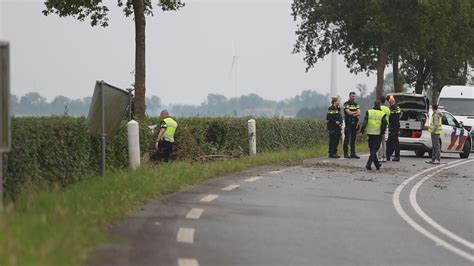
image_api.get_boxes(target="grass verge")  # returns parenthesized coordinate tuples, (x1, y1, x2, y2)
(0, 143, 367, 266)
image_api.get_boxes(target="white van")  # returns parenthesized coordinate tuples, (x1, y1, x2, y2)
(438, 85, 474, 151)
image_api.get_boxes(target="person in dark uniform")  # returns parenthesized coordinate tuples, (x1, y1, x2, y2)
(343, 92, 361, 159)
(386, 96, 402, 161)
(326, 97, 343, 158)
(360, 100, 388, 170)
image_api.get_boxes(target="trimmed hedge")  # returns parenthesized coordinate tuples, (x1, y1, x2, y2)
(2, 117, 327, 199)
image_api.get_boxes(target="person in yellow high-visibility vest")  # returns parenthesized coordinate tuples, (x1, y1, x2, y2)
(360, 100, 388, 170)
(427, 104, 443, 164)
(152, 110, 178, 163)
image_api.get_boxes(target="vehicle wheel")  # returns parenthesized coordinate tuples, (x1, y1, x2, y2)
(460, 141, 471, 159)
(415, 150, 425, 157)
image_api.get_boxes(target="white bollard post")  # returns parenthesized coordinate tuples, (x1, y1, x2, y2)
(127, 120, 141, 169)
(248, 119, 257, 156)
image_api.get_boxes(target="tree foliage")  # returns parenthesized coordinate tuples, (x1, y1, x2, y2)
(292, 0, 473, 100)
(400, 0, 474, 98)
(43, 0, 184, 120)
(292, 0, 418, 98)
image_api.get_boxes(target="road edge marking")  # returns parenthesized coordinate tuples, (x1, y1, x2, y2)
(393, 159, 474, 262)
(409, 159, 474, 250)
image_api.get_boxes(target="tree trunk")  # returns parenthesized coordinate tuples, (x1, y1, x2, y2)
(376, 40, 390, 100)
(392, 51, 402, 92)
(133, 0, 146, 120)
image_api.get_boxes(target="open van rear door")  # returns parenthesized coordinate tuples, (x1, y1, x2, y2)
(390, 94, 429, 132)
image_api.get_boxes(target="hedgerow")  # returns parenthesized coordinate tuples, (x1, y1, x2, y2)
(2, 116, 327, 199)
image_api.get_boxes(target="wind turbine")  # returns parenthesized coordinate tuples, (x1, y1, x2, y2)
(330, 52, 338, 98)
(229, 41, 240, 98)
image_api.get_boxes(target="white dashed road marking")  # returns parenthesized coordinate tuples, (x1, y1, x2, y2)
(185, 208, 204, 220)
(200, 194, 219, 202)
(177, 258, 199, 266)
(268, 170, 283, 174)
(222, 184, 240, 191)
(245, 176, 263, 182)
(177, 228, 195, 244)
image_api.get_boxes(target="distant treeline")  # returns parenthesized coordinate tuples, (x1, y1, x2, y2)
(10, 90, 331, 118)
(11, 73, 397, 118)
(10, 93, 162, 117)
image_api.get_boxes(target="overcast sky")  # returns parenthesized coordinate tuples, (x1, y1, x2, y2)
(1, 0, 378, 105)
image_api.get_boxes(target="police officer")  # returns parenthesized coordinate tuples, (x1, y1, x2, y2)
(152, 110, 178, 163)
(386, 96, 402, 161)
(377, 96, 391, 162)
(326, 97, 343, 158)
(361, 100, 387, 170)
(343, 92, 361, 159)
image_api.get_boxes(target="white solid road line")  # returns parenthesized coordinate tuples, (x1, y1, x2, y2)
(245, 176, 263, 182)
(200, 194, 219, 202)
(177, 258, 199, 266)
(222, 184, 240, 191)
(177, 228, 195, 244)
(393, 158, 474, 262)
(410, 159, 474, 251)
(185, 208, 204, 220)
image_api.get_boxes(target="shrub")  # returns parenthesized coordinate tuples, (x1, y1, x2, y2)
(2, 116, 328, 199)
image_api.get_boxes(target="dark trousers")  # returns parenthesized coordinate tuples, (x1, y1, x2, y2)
(343, 121, 358, 155)
(150, 140, 174, 163)
(328, 130, 341, 155)
(386, 132, 400, 159)
(367, 135, 382, 168)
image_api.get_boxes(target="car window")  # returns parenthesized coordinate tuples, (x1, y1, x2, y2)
(444, 113, 458, 127)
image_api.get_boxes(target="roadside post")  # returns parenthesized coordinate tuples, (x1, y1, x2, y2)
(127, 120, 140, 169)
(0, 41, 12, 211)
(248, 119, 256, 156)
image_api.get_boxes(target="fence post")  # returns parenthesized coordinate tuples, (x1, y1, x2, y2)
(127, 120, 141, 169)
(248, 119, 256, 156)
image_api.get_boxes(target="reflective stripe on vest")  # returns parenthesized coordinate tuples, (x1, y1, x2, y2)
(163, 117, 178, 142)
(391, 106, 401, 114)
(428, 114, 442, 135)
(366, 109, 385, 135)
(381, 105, 390, 122)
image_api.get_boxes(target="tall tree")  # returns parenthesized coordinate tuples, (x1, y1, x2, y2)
(292, 0, 419, 98)
(400, 0, 474, 96)
(43, 0, 184, 120)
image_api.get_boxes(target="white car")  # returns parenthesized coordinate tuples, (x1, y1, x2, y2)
(388, 93, 471, 159)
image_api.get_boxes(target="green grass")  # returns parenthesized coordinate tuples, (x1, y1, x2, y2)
(0, 143, 367, 266)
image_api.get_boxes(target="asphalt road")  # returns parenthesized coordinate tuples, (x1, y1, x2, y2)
(89, 152, 474, 266)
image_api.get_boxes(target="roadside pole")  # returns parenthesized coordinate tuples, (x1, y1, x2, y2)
(248, 119, 256, 156)
(100, 82, 106, 176)
(0, 41, 12, 211)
